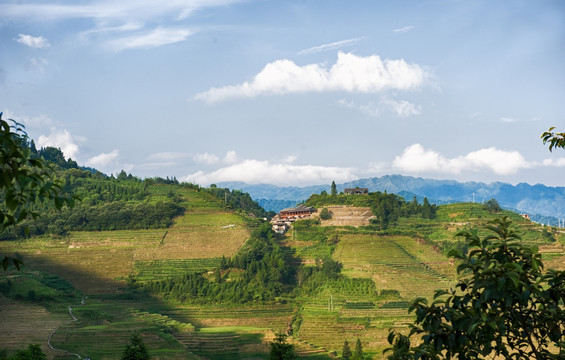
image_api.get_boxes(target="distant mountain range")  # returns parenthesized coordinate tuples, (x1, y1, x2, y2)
(217, 175, 565, 226)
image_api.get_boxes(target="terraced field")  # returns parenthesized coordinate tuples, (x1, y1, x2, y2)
(0, 187, 256, 358)
(316, 206, 374, 227)
(0, 295, 67, 358)
(333, 234, 455, 299)
(1, 192, 563, 359)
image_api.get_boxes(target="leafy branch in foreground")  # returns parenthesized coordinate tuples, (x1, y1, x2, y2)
(1, 112, 75, 269)
(541, 127, 565, 152)
(385, 216, 565, 360)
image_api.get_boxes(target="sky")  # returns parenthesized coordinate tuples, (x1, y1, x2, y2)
(1, 0, 565, 187)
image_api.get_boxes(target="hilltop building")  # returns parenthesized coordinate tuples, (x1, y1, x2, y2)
(344, 187, 369, 195)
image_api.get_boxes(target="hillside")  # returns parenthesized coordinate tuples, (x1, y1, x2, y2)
(1, 184, 564, 359)
(217, 175, 565, 225)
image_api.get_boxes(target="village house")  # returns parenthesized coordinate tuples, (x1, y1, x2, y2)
(344, 187, 369, 195)
(270, 205, 317, 234)
(278, 204, 316, 219)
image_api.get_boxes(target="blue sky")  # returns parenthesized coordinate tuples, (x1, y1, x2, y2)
(1, 0, 564, 187)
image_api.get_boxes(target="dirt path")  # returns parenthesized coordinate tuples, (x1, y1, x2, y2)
(47, 296, 89, 359)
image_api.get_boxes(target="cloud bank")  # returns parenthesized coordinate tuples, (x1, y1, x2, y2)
(194, 52, 431, 102)
(182, 159, 358, 186)
(86, 149, 120, 169)
(393, 144, 532, 175)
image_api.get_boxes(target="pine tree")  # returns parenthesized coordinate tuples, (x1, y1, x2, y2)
(331, 181, 337, 196)
(11, 344, 46, 360)
(353, 338, 364, 360)
(269, 332, 296, 360)
(342, 339, 352, 359)
(121, 332, 151, 360)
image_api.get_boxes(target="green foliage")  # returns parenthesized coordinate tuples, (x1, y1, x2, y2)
(353, 338, 364, 360)
(331, 181, 338, 196)
(542, 227, 557, 242)
(269, 333, 296, 360)
(385, 217, 565, 360)
(121, 332, 151, 360)
(319, 207, 332, 220)
(1, 113, 75, 268)
(541, 127, 565, 152)
(342, 340, 352, 359)
(483, 198, 501, 213)
(306, 192, 437, 227)
(9, 344, 46, 360)
(0, 169, 185, 238)
(37, 146, 78, 169)
(204, 186, 270, 218)
(369, 192, 403, 229)
(137, 223, 294, 304)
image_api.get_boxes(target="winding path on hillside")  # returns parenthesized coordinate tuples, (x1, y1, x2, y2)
(47, 296, 89, 360)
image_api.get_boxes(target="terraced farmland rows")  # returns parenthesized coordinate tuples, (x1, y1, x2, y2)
(134, 258, 222, 282)
(334, 234, 455, 299)
(165, 304, 295, 359)
(0, 295, 67, 356)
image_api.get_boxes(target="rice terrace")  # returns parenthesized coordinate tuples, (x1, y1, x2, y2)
(2, 2, 565, 359)
(1, 173, 564, 359)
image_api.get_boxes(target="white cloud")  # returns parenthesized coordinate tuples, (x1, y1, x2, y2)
(194, 52, 431, 102)
(393, 25, 415, 34)
(281, 155, 297, 164)
(298, 37, 365, 55)
(106, 27, 192, 51)
(500, 117, 517, 123)
(393, 144, 531, 175)
(337, 98, 421, 118)
(223, 150, 238, 164)
(182, 159, 358, 186)
(542, 158, 565, 167)
(193, 152, 220, 165)
(15, 34, 50, 48)
(86, 149, 120, 168)
(37, 129, 84, 159)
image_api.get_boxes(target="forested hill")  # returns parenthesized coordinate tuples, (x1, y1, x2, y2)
(0, 147, 269, 239)
(217, 175, 565, 224)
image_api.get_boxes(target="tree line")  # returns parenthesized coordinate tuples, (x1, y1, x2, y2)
(133, 223, 294, 304)
(0, 164, 184, 239)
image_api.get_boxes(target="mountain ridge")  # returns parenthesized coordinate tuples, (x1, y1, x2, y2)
(217, 175, 565, 225)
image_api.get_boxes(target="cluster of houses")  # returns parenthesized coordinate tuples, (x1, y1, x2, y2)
(270, 204, 317, 234)
(270, 188, 369, 234)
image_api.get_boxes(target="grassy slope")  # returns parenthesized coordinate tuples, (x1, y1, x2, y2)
(0, 194, 564, 359)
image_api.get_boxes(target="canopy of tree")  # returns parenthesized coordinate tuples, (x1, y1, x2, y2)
(386, 217, 565, 359)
